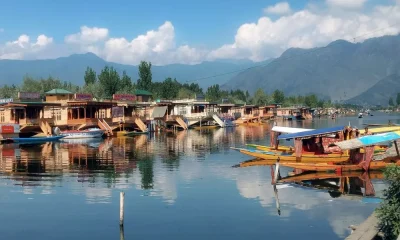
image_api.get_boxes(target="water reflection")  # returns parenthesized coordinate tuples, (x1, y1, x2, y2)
(0, 120, 391, 239)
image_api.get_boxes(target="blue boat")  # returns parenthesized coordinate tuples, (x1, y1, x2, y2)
(3, 135, 65, 143)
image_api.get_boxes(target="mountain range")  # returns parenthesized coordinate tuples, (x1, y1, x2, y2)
(0, 53, 256, 90)
(1, 34, 400, 105)
(223, 34, 400, 105)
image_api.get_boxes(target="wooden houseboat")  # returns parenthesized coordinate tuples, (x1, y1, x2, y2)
(0, 92, 61, 136)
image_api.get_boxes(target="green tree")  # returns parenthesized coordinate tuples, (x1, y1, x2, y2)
(376, 166, 400, 239)
(177, 88, 195, 99)
(396, 93, 400, 106)
(389, 97, 394, 106)
(98, 66, 121, 97)
(206, 84, 222, 102)
(84, 67, 97, 86)
(118, 70, 133, 94)
(160, 78, 180, 99)
(137, 61, 152, 91)
(272, 89, 285, 103)
(80, 83, 104, 99)
(252, 88, 270, 106)
(304, 94, 318, 108)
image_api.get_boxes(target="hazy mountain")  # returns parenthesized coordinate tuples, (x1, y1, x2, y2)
(223, 35, 400, 102)
(346, 74, 400, 106)
(0, 53, 256, 90)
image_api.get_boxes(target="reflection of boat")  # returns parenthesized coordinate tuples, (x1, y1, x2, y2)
(3, 135, 65, 143)
(60, 138, 103, 148)
(59, 128, 104, 139)
(124, 130, 149, 136)
(358, 113, 363, 118)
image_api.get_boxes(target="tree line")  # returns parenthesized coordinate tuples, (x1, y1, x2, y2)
(388, 93, 400, 107)
(0, 60, 332, 108)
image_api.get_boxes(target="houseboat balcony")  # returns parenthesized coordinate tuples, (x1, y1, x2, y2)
(185, 112, 217, 119)
(18, 118, 55, 126)
(67, 118, 112, 126)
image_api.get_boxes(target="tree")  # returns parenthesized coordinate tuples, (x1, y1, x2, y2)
(206, 84, 222, 102)
(98, 66, 121, 97)
(84, 67, 97, 86)
(272, 89, 285, 103)
(177, 88, 195, 99)
(80, 83, 104, 99)
(304, 94, 318, 108)
(118, 70, 133, 94)
(160, 78, 180, 99)
(389, 97, 394, 106)
(376, 166, 400, 239)
(252, 88, 270, 106)
(396, 93, 400, 106)
(137, 61, 152, 91)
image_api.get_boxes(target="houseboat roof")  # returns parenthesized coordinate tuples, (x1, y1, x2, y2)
(135, 89, 152, 96)
(334, 131, 400, 150)
(0, 102, 62, 107)
(218, 103, 236, 107)
(278, 125, 345, 140)
(46, 89, 73, 95)
(117, 102, 152, 107)
(271, 126, 314, 134)
(67, 101, 116, 106)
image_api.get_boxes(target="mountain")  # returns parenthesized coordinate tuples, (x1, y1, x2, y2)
(0, 53, 256, 90)
(223, 35, 400, 102)
(346, 74, 400, 106)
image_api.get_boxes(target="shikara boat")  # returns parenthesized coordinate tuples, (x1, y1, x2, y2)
(278, 131, 400, 172)
(124, 130, 149, 136)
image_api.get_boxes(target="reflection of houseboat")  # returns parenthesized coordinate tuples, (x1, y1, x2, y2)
(58, 128, 104, 139)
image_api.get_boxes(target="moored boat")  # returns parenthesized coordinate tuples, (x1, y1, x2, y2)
(2, 135, 65, 143)
(124, 130, 149, 136)
(59, 128, 105, 139)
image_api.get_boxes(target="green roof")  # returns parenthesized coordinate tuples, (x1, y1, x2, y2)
(135, 89, 152, 96)
(46, 89, 73, 95)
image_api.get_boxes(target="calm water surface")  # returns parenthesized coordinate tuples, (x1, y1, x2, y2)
(1, 113, 399, 240)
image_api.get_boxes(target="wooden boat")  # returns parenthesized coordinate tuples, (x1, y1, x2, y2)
(59, 128, 104, 139)
(124, 130, 149, 136)
(192, 125, 219, 130)
(279, 131, 400, 172)
(231, 147, 350, 162)
(3, 135, 65, 143)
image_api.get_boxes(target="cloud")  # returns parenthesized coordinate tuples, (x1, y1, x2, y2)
(209, 4, 400, 61)
(326, 0, 367, 9)
(264, 2, 292, 15)
(0, 34, 53, 59)
(65, 26, 109, 44)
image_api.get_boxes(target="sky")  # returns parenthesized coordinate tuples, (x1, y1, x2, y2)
(0, 0, 399, 65)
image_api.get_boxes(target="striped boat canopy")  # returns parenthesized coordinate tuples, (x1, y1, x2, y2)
(277, 126, 345, 140)
(334, 131, 400, 150)
(271, 126, 314, 134)
(359, 126, 400, 135)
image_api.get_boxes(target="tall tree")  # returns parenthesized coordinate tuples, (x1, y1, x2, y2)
(98, 66, 121, 97)
(118, 70, 133, 93)
(389, 97, 394, 106)
(206, 84, 222, 102)
(272, 89, 285, 103)
(396, 93, 400, 106)
(252, 88, 269, 106)
(137, 61, 152, 91)
(84, 67, 97, 86)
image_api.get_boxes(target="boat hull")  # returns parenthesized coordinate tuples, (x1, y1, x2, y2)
(232, 148, 350, 163)
(4, 136, 65, 143)
(124, 131, 149, 136)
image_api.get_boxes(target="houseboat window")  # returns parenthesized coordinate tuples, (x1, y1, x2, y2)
(0, 111, 4, 123)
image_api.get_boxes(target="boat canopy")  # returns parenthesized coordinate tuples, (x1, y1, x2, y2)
(334, 131, 400, 150)
(271, 126, 314, 134)
(359, 126, 400, 135)
(277, 125, 345, 140)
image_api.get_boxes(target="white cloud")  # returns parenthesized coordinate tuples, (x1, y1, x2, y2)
(65, 26, 109, 44)
(209, 4, 400, 61)
(326, 0, 367, 9)
(264, 2, 292, 15)
(0, 34, 53, 59)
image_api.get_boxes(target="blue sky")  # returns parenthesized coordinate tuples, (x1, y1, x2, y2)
(0, 0, 399, 65)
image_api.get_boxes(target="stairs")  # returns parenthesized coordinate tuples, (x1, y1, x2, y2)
(175, 117, 188, 130)
(212, 114, 225, 128)
(134, 117, 148, 132)
(98, 119, 113, 137)
(39, 120, 52, 135)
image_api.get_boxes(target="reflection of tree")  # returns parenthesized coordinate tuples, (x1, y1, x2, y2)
(138, 156, 154, 189)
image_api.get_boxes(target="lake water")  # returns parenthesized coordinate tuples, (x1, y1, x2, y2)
(1, 113, 399, 240)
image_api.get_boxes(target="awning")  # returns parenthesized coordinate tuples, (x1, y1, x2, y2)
(271, 126, 314, 134)
(151, 106, 167, 118)
(278, 125, 345, 140)
(334, 132, 400, 150)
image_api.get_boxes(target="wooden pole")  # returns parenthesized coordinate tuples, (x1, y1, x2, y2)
(394, 141, 400, 157)
(120, 192, 125, 226)
(120, 225, 125, 240)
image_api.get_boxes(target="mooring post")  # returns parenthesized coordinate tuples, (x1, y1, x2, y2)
(274, 157, 280, 184)
(394, 140, 400, 157)
(120, 192, 125, 226)
(120, 225, 125, 240)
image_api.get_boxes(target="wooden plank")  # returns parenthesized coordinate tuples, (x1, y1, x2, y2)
(346, 212, 380, 240)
